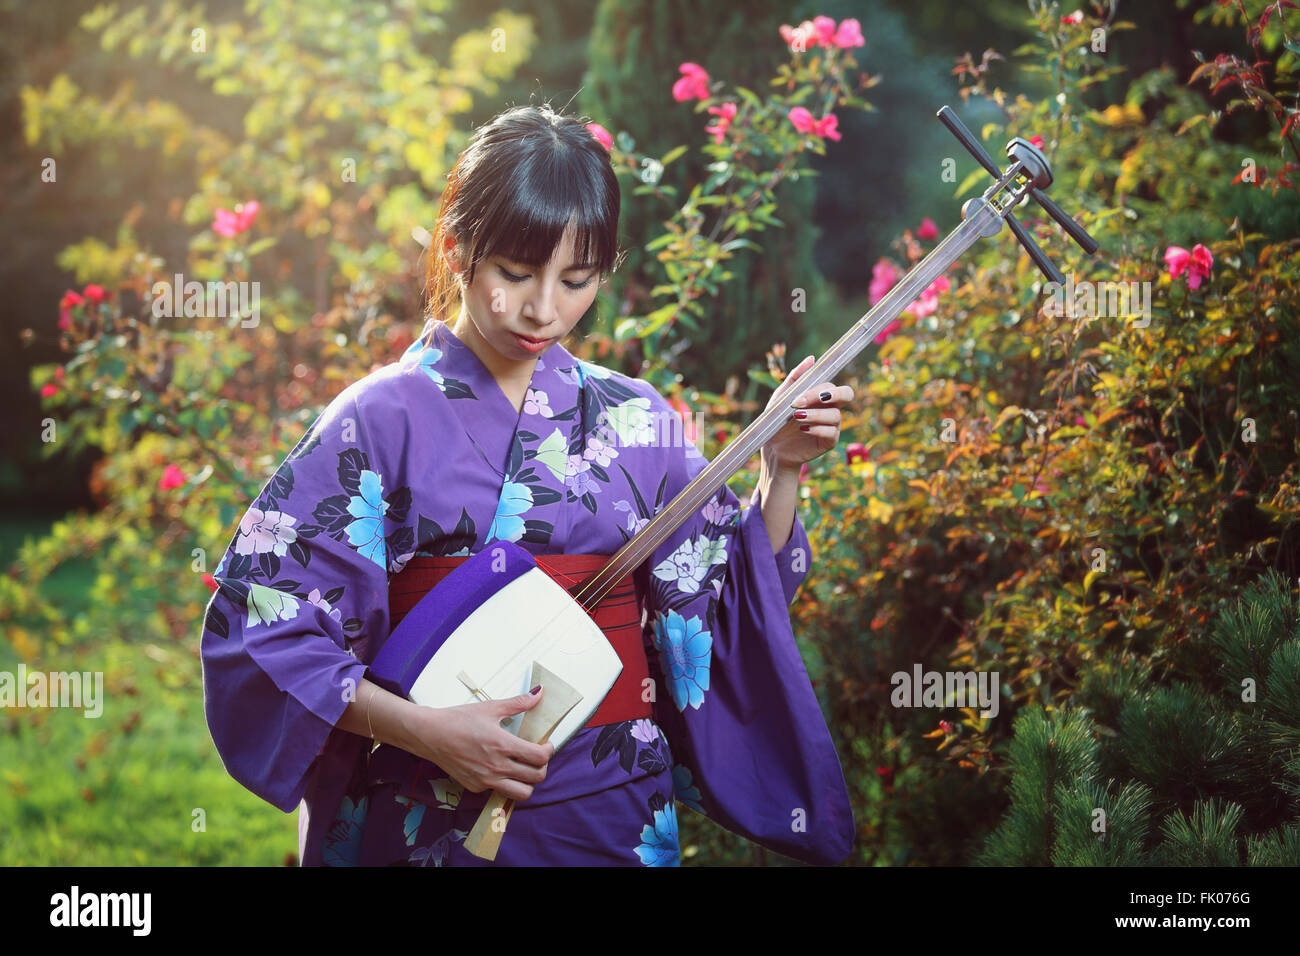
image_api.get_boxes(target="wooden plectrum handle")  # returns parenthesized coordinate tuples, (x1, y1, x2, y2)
(464, 662, 582, 861)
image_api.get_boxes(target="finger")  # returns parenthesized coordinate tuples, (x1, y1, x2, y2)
(497, 686, 543, 717)
(790, 408, 842, 427)
(775, 355, 816, 397)
(800, 383, 854, 407)
(493, 779, 535, 802)
(505, 737, 554, 768)
(795, 423, 841, 442)
(503, 757, 548, 785)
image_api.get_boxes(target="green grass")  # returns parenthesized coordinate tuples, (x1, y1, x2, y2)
(0, 636, 298, 866)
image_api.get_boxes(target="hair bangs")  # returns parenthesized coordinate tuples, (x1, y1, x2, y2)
(476, 141, 617, 276)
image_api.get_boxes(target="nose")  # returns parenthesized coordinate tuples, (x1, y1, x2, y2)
(521, 280, 560, 328)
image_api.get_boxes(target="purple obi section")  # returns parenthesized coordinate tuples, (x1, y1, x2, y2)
(370, 541, 537, 696)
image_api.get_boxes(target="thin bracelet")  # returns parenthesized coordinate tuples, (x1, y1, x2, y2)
(365, 683, 376, 741)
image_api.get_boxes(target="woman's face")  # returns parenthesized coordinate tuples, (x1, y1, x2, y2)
(447, 222, 600, 379)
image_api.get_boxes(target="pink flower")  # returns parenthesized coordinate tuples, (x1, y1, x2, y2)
(213, 200, 260, 237)
(779, 21, 814, 51)
(1061, 9, 1084, 24)
(704, 101, 737, 144)
(813, 113, 841, 141)
(788, 107, 841, 141)
(812, 16, 837, 47)
(917, 217, 938, 240)
(83, 284, 106, 304)
(1029, 134, 1045, 149)
(905, 275, 950, 319)
(158, 464, 186, 490)
(672, 62, 710, 102)
(668, 395, 698, 444)
(1164, 243, 1213, 290)
(60, 290, 84, 310)
(873, 318, 902, 344)
(788, 106, 816, 134)
(41, 383, 58, 398)
(586, 122, 613, 151)
(845, 443, 869, 465)
(832, 18, 865, 48)
(869, 259, 898, 306)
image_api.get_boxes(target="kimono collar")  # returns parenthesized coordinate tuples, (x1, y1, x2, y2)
(400, 318, 590, 476)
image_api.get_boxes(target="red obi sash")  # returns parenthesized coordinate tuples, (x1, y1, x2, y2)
(386, 553, 653, 728)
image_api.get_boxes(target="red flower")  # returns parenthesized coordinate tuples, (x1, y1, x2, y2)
(158, 464, 187, 490)
(83, 284, 106, 304)
(41, 383, 58, 398)
(1164, 243, 1214, 290)
(1061, 9, 1084, 24)
(672, 62, 711, 103)
(202, 573, 218, 593)
(212, 200, 260, 237)
(939, 719, 954, 734)
(60, 290, 84, 310)
(586, 122, 613, 151)
(846, 442, 869, 465)
(916, 217, 938, 241)
(1029, 134, 1045, 149)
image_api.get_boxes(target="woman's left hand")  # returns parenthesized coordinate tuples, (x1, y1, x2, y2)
(761, 354, 855, 472)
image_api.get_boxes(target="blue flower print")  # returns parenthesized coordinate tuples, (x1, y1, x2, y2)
(487, 480, 533, 543)
(412, 346, 446, 391)
(635, 802, 679, 866)
(345, 469, 390, 568)
(653, 609, 712, 711)
(322, 795, 369, 867)
(672, 764, 705, 813)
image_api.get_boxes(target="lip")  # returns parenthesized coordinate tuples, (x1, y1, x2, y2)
(512, 332, 552, 353)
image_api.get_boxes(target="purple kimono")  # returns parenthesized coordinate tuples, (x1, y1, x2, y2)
(200, 318, 854, 866)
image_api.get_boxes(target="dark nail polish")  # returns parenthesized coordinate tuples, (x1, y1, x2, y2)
(819, 390, 832, 402)
(794, 410, 808, 419)
(799, 424, 811, 431)
(530, 684, 542, 695)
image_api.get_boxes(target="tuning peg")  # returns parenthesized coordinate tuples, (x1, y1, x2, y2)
(936, 106, 1100, 269)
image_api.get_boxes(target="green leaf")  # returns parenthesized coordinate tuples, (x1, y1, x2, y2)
(660, 145, 687, 166)
(954, 166, 987, 198)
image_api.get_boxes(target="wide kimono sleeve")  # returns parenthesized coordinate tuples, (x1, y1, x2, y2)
(636, 387, 855, 865)
(199, 379, 395, 814)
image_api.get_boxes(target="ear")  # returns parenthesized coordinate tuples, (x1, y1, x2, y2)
(443, 235, 463, 275)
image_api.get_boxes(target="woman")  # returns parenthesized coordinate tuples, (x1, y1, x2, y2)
(201, 103, 855, 866)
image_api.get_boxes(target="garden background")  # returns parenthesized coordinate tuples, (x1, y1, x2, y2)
(2, 0, 1299, 865)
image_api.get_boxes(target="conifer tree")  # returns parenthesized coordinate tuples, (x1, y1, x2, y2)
(980, 570, 1300, 866)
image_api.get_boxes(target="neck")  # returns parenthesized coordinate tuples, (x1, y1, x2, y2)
(450, 308, 539, 394)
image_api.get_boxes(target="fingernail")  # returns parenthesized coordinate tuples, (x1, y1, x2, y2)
(799, 424, 811, 431)
(530, 684, 542, 695)
(819, 390, 832, 402)
(794, 410, 808, 419)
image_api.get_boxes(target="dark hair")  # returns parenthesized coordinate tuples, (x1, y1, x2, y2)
(421, 102, 624, 345)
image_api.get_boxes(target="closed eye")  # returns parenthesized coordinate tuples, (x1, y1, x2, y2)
(498, 266, 595, 290)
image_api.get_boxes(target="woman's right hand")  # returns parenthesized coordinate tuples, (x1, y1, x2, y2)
(398, 687, 554, 803)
